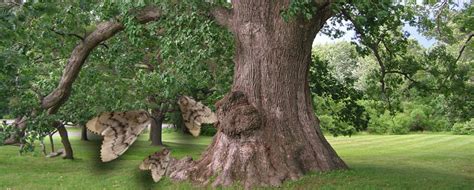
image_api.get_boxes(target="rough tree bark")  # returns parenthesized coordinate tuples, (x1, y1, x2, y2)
(80, 125, 88, 141)
(150, 108, 165, 146)
(54, 122, 73, 159)
(165, 1, 347, 188)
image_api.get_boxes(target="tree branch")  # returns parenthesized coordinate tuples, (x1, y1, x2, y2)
(41, 6, 162, 114)
(386, 70, 439, 91)
(435, 0, 448, 37)
(341, 7, 393, 110)
(385, 70, 417, 83)
(456, 32, 473, 63)
(50, 28, 85, 41)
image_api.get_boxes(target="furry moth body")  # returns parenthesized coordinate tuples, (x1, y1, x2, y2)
(139, 148, 171, 182)
(86, 110, 151, 162)
(178, 96, 217, 137)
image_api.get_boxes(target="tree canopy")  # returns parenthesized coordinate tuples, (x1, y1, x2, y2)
(0, 0, 472, 188)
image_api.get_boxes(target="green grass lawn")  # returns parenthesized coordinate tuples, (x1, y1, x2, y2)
(0, 132, 473, 190)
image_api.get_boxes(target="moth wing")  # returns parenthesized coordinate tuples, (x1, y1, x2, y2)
(140, 149, 171, 182)
(139, 160, 151, 171)
(86, 117, 107, 135)
(101, 121, 149, 162)
(150, 163, 168, 182)
(94, 111, 150, 162)
(178, 96, 217, 137)
(186, 122, 201, 137)
(193, 106, 217, 125)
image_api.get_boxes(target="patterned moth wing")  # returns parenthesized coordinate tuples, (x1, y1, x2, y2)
(139, 148, 171, 182)
(86, 110, 151, 162)
(178, 96, 217, 137)
(86, 116, 107, 135)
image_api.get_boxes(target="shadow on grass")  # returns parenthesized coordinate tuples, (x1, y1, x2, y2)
(134, 167, 157, 189)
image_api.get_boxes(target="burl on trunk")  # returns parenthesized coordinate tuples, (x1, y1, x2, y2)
(164, 1, 347, 188)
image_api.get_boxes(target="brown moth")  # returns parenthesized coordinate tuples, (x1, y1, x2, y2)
(86, 110, 151, 162)
(139, 148, 171, 182)
(178, 96, 217, 137)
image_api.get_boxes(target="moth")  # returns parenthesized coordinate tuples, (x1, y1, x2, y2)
(178, 96, 217, 137)
(86, 110, 151, 162)
(139, 148, 171, 182)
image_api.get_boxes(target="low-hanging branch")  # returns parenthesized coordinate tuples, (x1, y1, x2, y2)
(41, 4, 228, 114)
(340, 8, 392, 109)
(41, 6, 162, 115)
(49, 28, 110, 49)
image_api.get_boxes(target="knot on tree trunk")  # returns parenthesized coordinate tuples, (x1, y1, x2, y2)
(216, 91, 261, 137)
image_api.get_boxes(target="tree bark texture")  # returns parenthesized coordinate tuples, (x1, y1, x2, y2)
(54, 122, 73, 159)
(150, 108, 164, 146)
(166, 1, 347, 188)
(80, 125, 88, 141)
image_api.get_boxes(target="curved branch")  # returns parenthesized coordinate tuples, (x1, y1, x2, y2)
(435, 0, 448, 36)
(41, 6, 162, 114)
(50, 28, 85, 41)
(456, 32, 473, 63)
(386, 70, 439, 91)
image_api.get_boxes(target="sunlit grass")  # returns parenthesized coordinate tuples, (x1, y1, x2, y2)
(0, 132, 473, 189)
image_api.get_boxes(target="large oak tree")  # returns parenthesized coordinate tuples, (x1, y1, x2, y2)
(5, 0, 468, 188)
(39, 1, 347, 186)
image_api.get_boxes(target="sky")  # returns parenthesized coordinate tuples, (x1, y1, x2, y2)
(313, 23, 437, 48)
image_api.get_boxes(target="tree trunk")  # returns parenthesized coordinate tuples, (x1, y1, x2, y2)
(55, 122, 73, 159)
(49, 133, 55, 152)
(80, 125, 88, 141)
(150, 108, 164, 146)
(2, 117, 26, 145)
(167, 1, 347, 188)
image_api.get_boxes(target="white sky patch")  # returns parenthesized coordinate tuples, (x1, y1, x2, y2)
(312, 22, 436, 48)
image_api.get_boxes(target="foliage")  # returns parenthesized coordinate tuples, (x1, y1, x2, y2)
(452, 118, 474, 135)
(361, 98, 453, 135)
(0, 0, 234, 150)
(199, 124, 217, 136)
(313, 42, 361, 84)
(281, 0, 317, 21)
(310, 55, 367, 136)
(317, 114, 355, 137)
(0, 122, 15, 146)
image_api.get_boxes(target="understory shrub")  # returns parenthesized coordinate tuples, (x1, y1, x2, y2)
(363, 100, 452, 134)
(319, 114, 355, 137)
(452, 119, 474, 135)
(200, 124, 217, 136)
(367, 111, 410, 134)
(366, 111, 390, 134)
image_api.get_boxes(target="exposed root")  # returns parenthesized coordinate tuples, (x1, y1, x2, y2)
(157, 91, 347, 189)
(46, 149, 65, 158)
